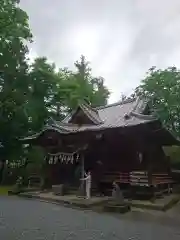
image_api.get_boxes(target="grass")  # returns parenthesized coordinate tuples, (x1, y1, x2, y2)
(0, 186, 12, 195)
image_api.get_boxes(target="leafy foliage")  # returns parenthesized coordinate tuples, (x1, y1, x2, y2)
(119, 93, 135, 103)
(0, 1, 110, 164)
(68, 55, 110, 108)
(137, 66, 180, 136)
(0, 0, 32, 159)
(26, 55, 110, 132)
(163, 146, 180, 163)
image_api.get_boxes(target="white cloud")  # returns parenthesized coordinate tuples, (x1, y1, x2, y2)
(20, 0, 180, 103)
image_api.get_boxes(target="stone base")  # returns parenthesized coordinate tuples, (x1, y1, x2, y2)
(77, 183, 85, 197)
(104, 204, 131, 214)
(52, 184, 67, 196)
(124, 194, 180, 211)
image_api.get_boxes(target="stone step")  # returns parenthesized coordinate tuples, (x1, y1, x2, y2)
(68, 187, 99, 196)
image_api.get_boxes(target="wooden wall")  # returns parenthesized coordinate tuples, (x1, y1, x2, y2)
(35, 126, 170, 186)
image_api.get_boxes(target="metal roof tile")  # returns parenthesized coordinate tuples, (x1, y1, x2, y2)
(53, 99, 156, 133)
(21, 99, 157, 140)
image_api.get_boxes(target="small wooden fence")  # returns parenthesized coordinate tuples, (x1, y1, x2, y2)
(100, 171, 173, 197)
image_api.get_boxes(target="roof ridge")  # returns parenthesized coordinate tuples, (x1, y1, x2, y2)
(96, 98, 136, 110)
(79, 104, 103, 124)
(80, 102, 98, 113)
(129, 111, 157, 121)
(54, 121, 95, 127)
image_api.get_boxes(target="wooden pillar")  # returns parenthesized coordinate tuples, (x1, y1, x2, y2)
(78, 153, 85, 196)
(147, 144, 155, 185)
(81, 155, 85, 179)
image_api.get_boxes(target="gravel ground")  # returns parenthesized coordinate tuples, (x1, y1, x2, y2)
(0, 196, 180, 240)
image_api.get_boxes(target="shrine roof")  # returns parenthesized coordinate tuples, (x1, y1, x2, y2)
(22, 98, 158, 141)
(21, 97, 180, 146)
(53, 98, 157, 132)
(76, 102, 103, 125)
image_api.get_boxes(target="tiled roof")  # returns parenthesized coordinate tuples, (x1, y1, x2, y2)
(50, 98, 157, 133)
(21, 98, 180, 146)
(62, 102, 103, 125)
(21, 98, 157, 140)
(79, 103, 103, 124)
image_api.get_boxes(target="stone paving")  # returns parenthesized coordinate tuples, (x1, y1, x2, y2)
(1, 196, 180, 239)
(20, 191, 180, 211)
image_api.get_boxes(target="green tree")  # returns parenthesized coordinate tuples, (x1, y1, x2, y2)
(27, 58, 81, 126)
(0, 0, 32, 159)
(26, 57, 60, 131)
(68, 55, 110, 108)
(137, 66, 180, 136)
(50, 67, 79, 119)
(32, 55, 110, 122)
(91, 77, 110, 106)
(25, 146, 47, 187)
(0, 1, 110, 183)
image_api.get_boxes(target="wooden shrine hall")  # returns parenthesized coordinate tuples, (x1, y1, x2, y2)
(22, 98, 180, 197)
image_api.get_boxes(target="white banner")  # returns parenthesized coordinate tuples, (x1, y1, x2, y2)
(46, 151, 80, 165)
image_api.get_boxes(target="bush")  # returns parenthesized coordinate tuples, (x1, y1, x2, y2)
(163, 146, 180, 169)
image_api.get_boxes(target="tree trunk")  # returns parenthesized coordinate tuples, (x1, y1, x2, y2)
(0, 161, 5, 184)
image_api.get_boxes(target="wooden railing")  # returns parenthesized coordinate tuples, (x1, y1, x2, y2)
(101, 171, 173, 187)
(130, 171, 149, 186)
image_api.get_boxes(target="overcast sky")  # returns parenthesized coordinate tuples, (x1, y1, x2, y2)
(20, 0, 180, 103)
